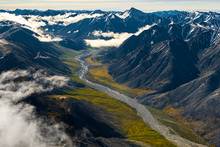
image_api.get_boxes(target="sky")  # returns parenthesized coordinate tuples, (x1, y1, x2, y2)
(0, 0, 220, 12)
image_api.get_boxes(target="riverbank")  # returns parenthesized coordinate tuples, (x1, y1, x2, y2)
(76, 50, 207, 147)
(58, 49, 175, 146)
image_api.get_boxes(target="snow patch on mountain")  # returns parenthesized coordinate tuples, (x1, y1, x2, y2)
(116, 11, 130, 19)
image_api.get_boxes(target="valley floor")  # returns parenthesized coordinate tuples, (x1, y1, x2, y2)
(44, 48, 207, 146)
(59, 49, 175, 146)
(85, 55, 151, 97)
(73, 50, 207, 146)
(85, 51, 207, 145)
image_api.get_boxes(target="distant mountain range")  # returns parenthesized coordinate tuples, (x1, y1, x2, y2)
(1, 8, 219, 47)
(1, 8, 220, 146)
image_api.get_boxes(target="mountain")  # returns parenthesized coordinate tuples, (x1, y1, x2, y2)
(51, 8, 163, 41)
(102, 10, 220, 145)
(0, 21, 70, 74)
(106, 24, 201, 91)
(0, 9, 189, 46)
(1, 9, 167, 147)
(25, 93, 139, 147)
(1, 8, 220, 146)
(1, 8, 164, 40)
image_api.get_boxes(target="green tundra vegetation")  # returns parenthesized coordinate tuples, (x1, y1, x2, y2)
(56, 49, 176, 146)
(59, 49, 208, 146)
(86, 56, 152, 97)
(148, 107, 207, 145)
(84, 53, 207, 146)
(54, 87, 175, 146)
(70, 88, 177, 146)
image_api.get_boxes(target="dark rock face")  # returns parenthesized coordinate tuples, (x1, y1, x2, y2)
(0, 23, 70, 74)
(1, 8, 220, 146)
(54, 8, 163, 40)
(140, 67, 220, 145)
(59, 38, 86, 50)
(25, 94, 138, 147)
(107, 25, 199, 92)
(102, 11, 220, 145)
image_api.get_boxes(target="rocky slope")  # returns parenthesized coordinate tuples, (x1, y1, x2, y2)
(26, 93, 139, 147)
(0, 21, 70, 74)
(102, 10, 220, 145)
(1, 8, 220, 146)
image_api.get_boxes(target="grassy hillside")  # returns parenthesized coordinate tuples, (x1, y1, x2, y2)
(148, 107, 207, 145)
(52, 87, 175, 147)
(57, 49, 176, 146)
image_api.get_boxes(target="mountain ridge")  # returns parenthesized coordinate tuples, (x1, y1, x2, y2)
(1, 8, 220, 146)
(100, 9, 220, 145)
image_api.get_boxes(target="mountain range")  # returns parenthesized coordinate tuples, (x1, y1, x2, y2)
(101, 9, 220, 146)
(1, 8, 220, 146)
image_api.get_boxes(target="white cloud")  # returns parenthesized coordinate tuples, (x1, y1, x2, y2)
(85, 31, 132, 47)
(92, 30, 131, 38)
(0, 12, 62, 42)
(0, 12, 104, 42)
(85, 24, 153, 48)
(0, 69, 71, 147)
(33, 34, 62, 42)
(33, 12, 103, 26)
(85, 38, 127, 48)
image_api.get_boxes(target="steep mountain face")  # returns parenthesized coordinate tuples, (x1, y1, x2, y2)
(0, 22, 70, 74)
(53, 8, 163, 40)
(0, 15, 142, 147)
(2, 9, 218, 43)
(140, 41, 220, 144)
(26, 94, 138, 147)
(105, 10, 220, 91)
(1, 8, 220, 146)
(0, 9, 192, 50)
(107, 24, 199, 91)
(103, 11, 220, 145)
(0, 9, 173, 147)
(1, 8, 168, 41)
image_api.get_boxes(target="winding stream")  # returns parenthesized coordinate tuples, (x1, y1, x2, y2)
(75, 51, 206, 147)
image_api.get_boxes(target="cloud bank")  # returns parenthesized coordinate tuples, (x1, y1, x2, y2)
(38, 13, 103, 26)
(0, 12, 62, 42)
(0, 69, 71, 147)
(85, 24, 152, 48)
(0, 12, 104, 42)
(85, 31, 131, 47)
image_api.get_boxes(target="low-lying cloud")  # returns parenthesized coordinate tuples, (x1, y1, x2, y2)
(0, 12, 104, 42)
(0, 12, 62, 42)
(0, 69, 71, 147)
(85, 31, 131, 47)
(38, 13, 103, 26)
(85, 24, 153, 48)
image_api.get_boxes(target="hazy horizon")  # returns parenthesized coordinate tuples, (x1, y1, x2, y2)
(0, 0, 220, 12)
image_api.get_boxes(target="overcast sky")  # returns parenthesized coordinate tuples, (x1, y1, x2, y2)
(0, 0, 220, 12)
